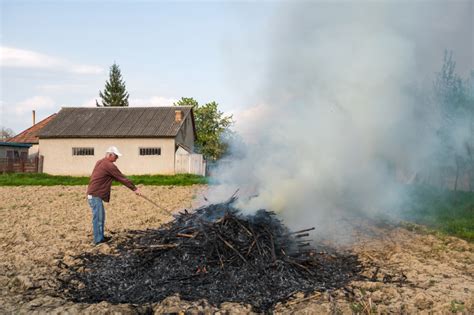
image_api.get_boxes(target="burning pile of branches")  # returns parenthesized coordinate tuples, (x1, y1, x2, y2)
(57, 197, 362, 311)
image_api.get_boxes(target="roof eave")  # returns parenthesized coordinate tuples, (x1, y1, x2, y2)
(39, 135, 178, 139)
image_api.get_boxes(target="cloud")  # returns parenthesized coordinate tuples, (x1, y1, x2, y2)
(70, 65, 103, 75)
(79, 98, 98, 107)
(14, 96, 56, 115)
(1, 95, 58, 132)
(0, 46, 104, 75)
(79, 96, 179, 108)
(1, 46, 61, 69)
(130, 96, 178, 107)
(37, 84, 90, 93)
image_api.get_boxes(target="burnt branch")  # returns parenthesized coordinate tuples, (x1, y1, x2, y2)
(57, 200, 362, 311)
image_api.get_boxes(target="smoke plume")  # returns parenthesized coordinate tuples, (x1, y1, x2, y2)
(209, 1, 473, 241)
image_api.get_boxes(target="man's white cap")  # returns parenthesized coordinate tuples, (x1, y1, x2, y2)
(106, 146, 122, 157)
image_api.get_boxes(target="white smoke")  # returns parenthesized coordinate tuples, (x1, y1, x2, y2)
(208, 2, 472, 240)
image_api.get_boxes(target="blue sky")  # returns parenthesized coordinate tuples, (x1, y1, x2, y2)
(1, 0, 472, 135)
(1, 1, 277, 133)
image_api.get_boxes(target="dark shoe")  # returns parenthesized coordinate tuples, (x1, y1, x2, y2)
(94, 236, 112, 245)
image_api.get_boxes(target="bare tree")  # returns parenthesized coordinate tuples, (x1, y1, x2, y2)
(0, 127, 15, 141)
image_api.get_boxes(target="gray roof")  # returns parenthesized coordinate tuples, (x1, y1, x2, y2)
(38, 107, 195, 138)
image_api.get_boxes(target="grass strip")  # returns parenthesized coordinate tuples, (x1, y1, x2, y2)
(0, 173, 207, 186)
(401, 185, 474, 242)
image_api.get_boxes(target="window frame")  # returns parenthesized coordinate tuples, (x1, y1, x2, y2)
(72, 147, 95, 156)
(139, 147, 161, 156)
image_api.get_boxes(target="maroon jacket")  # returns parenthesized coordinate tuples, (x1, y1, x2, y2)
(87, 158, 136, 202)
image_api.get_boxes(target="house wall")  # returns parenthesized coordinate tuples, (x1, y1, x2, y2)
(39, 138, 176, 175)
(176, 146, 190, 155)
(29, 144, 39, 157)
(175, 116, 195, 152)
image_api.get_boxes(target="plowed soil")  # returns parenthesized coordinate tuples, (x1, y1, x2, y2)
(1, 185, 473, 314)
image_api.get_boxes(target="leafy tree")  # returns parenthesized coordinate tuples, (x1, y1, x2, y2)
(175, 97, 198, 107)
(435, 50, 467, 123)
(465, 71, 474, 190)
(434, 50, 472, 190)
(174, 97, 233, 161)
(0, 127, 15, 141)
(96, 63, 129, 107)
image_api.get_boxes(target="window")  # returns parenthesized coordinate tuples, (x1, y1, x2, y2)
(139, 147, 161, 156)
(72, 147, 94, 156)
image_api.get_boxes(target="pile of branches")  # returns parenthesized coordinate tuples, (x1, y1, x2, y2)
(57, 198, 362, 311)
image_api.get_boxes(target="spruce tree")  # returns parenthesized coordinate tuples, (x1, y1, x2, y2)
(97, 63, 129, 107)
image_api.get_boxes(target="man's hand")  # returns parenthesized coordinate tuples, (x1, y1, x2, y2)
(134, 188, 142, 196)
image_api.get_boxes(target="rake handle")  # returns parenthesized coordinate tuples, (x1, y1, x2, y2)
(140, 194, 173, 216)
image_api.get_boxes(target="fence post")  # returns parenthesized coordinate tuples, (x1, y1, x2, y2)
(38, 155, 44, 173)
(7, 158, 13, 172)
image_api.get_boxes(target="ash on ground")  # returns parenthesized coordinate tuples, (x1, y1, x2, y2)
(57, 198, 362, 311)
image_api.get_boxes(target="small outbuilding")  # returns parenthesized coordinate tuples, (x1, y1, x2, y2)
(38, 106, 205, 176)
(0, 142, 31, 159)
(0, 142, 34, 173)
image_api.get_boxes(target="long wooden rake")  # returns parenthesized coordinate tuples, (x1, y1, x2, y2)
(140, 194, 174, 216)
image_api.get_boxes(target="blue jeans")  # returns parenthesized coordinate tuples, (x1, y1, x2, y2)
(88, 196, 105, 244)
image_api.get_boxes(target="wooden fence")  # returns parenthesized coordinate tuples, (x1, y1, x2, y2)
(0, 156, 43, 173)
(175, 154, 206, 176)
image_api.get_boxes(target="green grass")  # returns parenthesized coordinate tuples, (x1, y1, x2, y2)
(0, 173, 207, 186)
(401, 185, 474, 242)
(128, 174, 207, 186)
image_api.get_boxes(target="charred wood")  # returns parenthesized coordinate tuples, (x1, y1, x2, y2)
(57, 200, 362, 311)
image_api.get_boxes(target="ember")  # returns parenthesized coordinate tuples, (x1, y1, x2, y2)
(57, 198, 362, 311)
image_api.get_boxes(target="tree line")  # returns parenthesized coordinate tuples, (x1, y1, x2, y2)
(420, 50, 474, 191)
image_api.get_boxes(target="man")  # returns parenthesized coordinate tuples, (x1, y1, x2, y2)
(87, 146, 141, 244)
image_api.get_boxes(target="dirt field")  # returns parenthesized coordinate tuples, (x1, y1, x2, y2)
(1, 185, 473, 314)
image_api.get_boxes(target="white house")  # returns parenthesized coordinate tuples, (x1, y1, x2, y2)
(38, 106, 205, 176)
